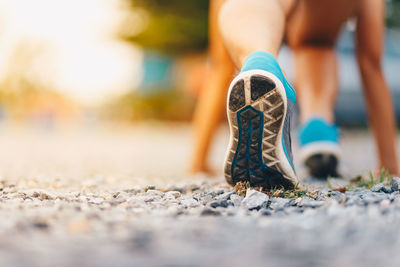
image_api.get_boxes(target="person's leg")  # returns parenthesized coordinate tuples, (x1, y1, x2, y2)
(287, 0, 362, 124)
(220, 0, 299, 189)
(189, 0, 235, 174)
(286, 0, 363, 178)
(294, 48, 341, 178)
(219, 0, 296, 67)
(190, 0, 296, 175)
(355, 0, 399, 175)
(292, 47, 338, 124)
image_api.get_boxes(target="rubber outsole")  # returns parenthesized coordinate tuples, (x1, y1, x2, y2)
(224, 72, 296, 190)
(305, 153, 340, 179)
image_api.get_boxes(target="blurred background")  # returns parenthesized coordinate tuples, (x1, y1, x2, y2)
(0, 0, 399, 180)
(0, 0, 399, 126)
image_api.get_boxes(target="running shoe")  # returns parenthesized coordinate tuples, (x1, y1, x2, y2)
(298, 118, 340, 178)
(224, 51, 298, 189)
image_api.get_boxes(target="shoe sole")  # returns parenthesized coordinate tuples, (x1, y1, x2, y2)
(224, 70, 297, 190)
(305, 153, 340, 179)
(299, 141, 340, 178)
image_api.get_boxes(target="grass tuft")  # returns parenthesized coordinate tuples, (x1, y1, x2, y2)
(233, 181, 250, 197)
(349, 167, 392, 189)
(233, 181, 320, 199)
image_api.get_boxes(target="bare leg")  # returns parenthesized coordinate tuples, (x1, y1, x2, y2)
(285, 0, 398, 175)
(189, 0, 235, 174)
(219, 0, 296, 67)
(286, 0, 362, 124)
(356, 0, 399, 175)
(293, 47, 338, 123)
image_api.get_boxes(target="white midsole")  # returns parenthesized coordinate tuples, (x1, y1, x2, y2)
(298, 141, 341, 163)
(224, 69, 298, 184)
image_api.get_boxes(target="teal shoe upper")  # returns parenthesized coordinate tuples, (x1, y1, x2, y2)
(240, 51, 296, 169)
(298, 118, 339, 147)
(241, 51, 296, 103)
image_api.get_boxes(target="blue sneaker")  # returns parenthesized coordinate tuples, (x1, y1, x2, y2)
(297, 118, 340, 178)
(224, 51, 298, 189)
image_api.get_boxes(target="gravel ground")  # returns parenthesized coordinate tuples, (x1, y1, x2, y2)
(0, 124, 400, 267)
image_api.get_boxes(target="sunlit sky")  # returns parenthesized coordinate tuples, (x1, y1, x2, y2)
(0, 0, 142, 105)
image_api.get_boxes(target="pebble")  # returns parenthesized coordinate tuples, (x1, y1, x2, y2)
(261, 210, 272, 216)
(146, 190, 164, 197)
(89, 198, 104, 205)
(361, 192, 388, 205)
(179, 197, 199, 208)
(328, 191, 346, 203)
(390, 177, 400, 192)
(31, 190, 56, 200)
(288, 198, 302, 206)
(370, 183, 392, 194)
(300, 197, 325, 208)
(229, 194, 243, 207)
(216, 191, 235, 201)
(209, 200, 229, 208)
(200, 208, 221, 216)
(269, 198, 290, 210)
(164, 191, 181, 199)
(241, 189, 269, 210)
(144, 195, 163, 202)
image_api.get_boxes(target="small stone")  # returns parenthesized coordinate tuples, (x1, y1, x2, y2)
(144, 185, 156, 192)
(229, 194, 243, 207)
(288, 198, 302, 206)
(123, 188, 142, 195)
(390, 191, 400, 201)
(2, 188, 13, 194)
(31, 190, 56, 200)
(179, 198, 199, 208)
(328, 191, 346, 203)
(269, 198, 290, 210)
(204, 194, 215, 203)
(143, 190, 163, 202)
(145, 189, 163, 196)
(201, 208, 221, 216)
(371, 183, 392, 193)
(185, 184, 201, 192)
(89, 197, 104, 204)
(241, 189, 269, 210)
(300, 197, 325, 208)
(114, 192, 129, 201)
(209, 199, 229, 208)
(33, 219, 49, 229)
(164, 191, 181, 199)
(261, 210, 272, 216)
(216, 191, 235, 201)
(211, 188, 224, 196)
(345, 195, 363, 206)
(390, 177, 400, 192)
(361, 192, 388, 204)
